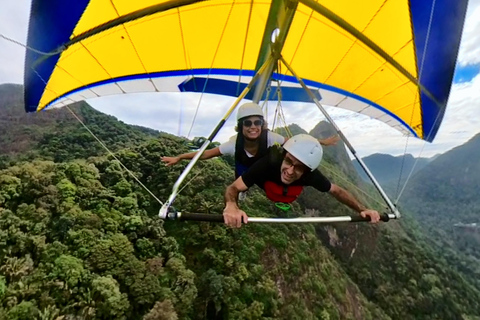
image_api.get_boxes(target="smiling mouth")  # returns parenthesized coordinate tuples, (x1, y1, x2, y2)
(282, 171, 293, 181)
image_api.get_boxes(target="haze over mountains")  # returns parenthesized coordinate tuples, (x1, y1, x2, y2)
(352, 153, 434, 186)
(400, 133, 480, 267)
(351, 130, 480, 292)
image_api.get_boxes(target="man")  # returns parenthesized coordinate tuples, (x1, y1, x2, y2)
(161, 103, 339, 177)
(223, 134, 380, 228)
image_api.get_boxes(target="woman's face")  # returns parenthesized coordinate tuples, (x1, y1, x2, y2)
(241, 116, 264, 141)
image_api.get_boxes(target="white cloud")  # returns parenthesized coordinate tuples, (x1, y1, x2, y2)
(458, 0, 480, 65)
(89, 92, 240, 142)
(0, 1, 30, 84)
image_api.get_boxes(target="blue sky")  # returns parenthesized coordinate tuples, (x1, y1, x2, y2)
(454, 63, 480, 83)
(1, 0, 479, 160)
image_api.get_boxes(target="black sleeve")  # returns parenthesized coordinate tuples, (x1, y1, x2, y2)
(241, 156, 270, 188)
(305, 169, 332, 192)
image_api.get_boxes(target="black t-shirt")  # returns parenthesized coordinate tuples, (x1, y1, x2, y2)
(241, 153, 331, 193)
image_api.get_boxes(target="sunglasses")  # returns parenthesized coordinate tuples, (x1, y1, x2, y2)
(243, 119, 264, 127)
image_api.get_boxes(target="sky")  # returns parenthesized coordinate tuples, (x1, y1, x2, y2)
(1, 0, 479, 160)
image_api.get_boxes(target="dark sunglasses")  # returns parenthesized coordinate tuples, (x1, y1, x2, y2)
(243, 119, 264, 127)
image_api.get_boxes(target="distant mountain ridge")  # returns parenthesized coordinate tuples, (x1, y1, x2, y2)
(401, 132, 480, 221)
(399, 132, 480, 226)
(398, 132, 480, 290)
(352, 153, 433, 186)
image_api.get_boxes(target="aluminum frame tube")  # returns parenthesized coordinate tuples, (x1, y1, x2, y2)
(173, 212, 396, 223)
(279, 56, 401, 218)
(159, 56, 276, 218)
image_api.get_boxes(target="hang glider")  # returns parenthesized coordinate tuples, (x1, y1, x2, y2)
(24, 0, 468, 223)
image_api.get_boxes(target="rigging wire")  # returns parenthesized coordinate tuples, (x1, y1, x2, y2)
(66, 106, 164, 206)
(270, 58, 378, 205)
(236, 0, 255, 95)
(186, 1, 236, 138)
(177, 168, 204, 196)
(395, 0, 438, 204)
(274, 88, 293, 138)
(178, 91, 186, 137)
(3, 23, 167, 207)
(1, 33, 65, 56)
(280, 57, 395, 211)
(320, 162, 387, 208)
(271, 62, 292, 138)
(271, 87, 281, 132)
(261, 85, 272, 121)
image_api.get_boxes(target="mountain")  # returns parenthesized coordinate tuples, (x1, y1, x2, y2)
(352, 153, 432, 186)
(0, 83, 160, 166)
(1, 83, 480, 319)
(311, 121, 366, 186)
(401, 132, 480, 226)
(399, 132, 480, 290)
(0, 83, 74, 156)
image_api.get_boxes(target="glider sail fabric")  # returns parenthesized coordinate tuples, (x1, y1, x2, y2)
(24, 0, 468, 142)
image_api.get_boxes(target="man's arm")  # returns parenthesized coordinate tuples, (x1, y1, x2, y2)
(161, 147, 222, 166)
(223, 177, 249, 228)
(328, 184, 380, 223)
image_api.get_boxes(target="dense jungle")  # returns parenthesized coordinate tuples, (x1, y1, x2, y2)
(1, 84, 479, 319)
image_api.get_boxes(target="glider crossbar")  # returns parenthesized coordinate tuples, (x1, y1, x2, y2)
(166, 211, 395, 224)
(279, 56, 401, 218)
(159, 55, 276, 219)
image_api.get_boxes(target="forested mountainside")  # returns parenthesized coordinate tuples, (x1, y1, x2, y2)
(0, 84, 159, 166)
(1, 83, 479, 319)
(399, 132, 480, 292)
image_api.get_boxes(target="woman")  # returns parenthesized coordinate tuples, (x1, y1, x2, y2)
(161, 102, 339, 177)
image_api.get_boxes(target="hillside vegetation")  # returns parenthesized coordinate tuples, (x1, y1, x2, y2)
(1, 84, 480, 319)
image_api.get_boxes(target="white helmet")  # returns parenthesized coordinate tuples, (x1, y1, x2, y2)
(236, 102, 264, 121)
(283, 134, 323, 171)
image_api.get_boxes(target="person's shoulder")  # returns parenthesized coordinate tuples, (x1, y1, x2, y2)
(305, 169, 331, 190)
(267, 131, 284, 139)
(218, 134, 238, 154)
(267, 131, 286, 145)
(220, 134, 237, 145)
(301, 168, 322, 182)
(265, 144, 284, 166)
(310, 168, 329, 179)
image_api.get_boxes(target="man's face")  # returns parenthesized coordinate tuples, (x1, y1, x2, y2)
(241, 116, 263, 141)
(280, 152, 308, 184)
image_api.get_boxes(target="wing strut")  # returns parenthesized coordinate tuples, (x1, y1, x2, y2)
(279, 56, 401, 219)
(159, 55, 276, 219)
(160, 52, 400, 222)
(160, 1, 401, 221)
